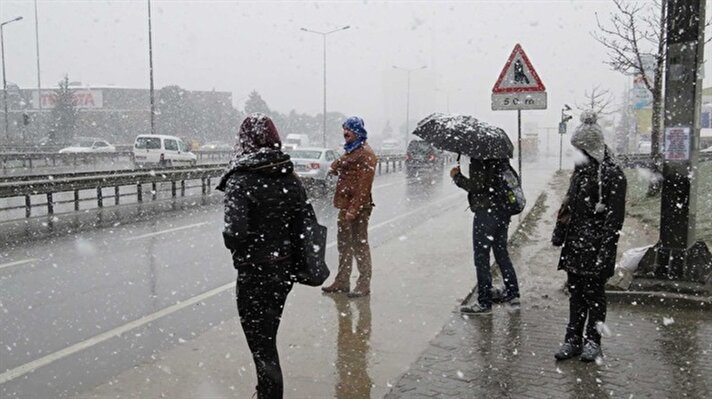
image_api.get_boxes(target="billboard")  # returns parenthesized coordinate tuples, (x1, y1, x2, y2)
(632, 54, 656, 110)
(31, 89, 103, 109)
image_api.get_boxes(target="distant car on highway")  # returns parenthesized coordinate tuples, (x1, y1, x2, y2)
(200, 141, 233, 151)
(380, 138, 401, 154)
(58, 138, 116, 153)
(405, 140, 444, 180)
(132, 134, 197, 167)
(286, 147, 339, 194)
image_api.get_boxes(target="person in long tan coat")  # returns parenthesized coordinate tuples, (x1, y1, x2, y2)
(322, 116, 377, 298)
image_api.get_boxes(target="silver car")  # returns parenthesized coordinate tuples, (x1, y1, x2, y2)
(287, 147, 340, 194)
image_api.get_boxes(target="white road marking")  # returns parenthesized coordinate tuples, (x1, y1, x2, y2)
(325, 193, 460, 248)
(373, 182, 399, 190)
(0, 191, 463, 384)
(0, 281, 236, 385)
(125, 222, 210, 241)
(0, 258, 40, 271)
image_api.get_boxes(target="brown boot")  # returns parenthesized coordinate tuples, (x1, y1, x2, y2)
(322, 283, 349, 294)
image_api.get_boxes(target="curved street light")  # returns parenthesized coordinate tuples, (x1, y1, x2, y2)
(300, 25, 350, 147)
(1, 16, 23, 141)
(392, 65, 427, 147)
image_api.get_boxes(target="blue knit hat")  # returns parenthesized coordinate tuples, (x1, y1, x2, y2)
(342, 116, 368, 138)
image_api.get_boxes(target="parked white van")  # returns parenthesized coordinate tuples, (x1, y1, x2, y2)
(132, 134, 197, 167)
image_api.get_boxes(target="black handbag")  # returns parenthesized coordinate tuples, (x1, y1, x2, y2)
(290, 200, 330, 286)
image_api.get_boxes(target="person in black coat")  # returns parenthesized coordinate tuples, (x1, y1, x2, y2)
(552, 111, 627, 363)
(216, 113, 307, 399)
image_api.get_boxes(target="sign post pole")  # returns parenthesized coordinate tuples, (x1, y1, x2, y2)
(517, 109, 522, 181)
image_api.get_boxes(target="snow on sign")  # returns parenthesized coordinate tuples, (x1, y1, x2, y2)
(492, 44, 547, 111)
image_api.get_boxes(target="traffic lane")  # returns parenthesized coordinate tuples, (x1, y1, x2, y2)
(0, 170, 456, 373)
(70, 181, 472, 399)
(1, 170, 463, 397)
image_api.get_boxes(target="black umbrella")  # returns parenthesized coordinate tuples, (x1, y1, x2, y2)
(412, 113, 514, 160)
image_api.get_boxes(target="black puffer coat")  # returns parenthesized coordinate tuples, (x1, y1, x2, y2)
(216, 149, 307, 268)
(553, 151, 626, 278)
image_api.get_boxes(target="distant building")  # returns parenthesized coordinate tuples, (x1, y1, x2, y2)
(2, 84, 235, 145)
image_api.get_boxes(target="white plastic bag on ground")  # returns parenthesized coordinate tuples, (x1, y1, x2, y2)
(608, 245, 652, 290)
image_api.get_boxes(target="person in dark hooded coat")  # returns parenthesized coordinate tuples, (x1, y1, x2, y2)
(216, 113, 307, 399)
(552, 111, 626, 363)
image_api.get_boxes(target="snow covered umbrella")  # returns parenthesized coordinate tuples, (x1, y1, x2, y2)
(412, 113, 514, 160)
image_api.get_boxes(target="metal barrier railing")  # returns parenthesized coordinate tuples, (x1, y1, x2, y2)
(0, 155, 408, 220)
(0, 149, 235, 170)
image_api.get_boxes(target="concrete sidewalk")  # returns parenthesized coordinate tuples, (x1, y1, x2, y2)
(385, 173, 712, 398)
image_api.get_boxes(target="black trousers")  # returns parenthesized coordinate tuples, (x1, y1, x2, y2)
(236, 265, 293, 399)
(565, 272, 607, 345)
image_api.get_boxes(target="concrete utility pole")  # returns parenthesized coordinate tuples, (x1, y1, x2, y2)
(655, 0, 711, 281)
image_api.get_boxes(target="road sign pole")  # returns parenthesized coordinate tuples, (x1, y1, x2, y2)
(517, 109, 522, 183)
(559, 131, 563, 171)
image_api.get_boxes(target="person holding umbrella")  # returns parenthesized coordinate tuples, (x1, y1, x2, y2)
(450, 160, 521, 315)
(412, 113, 521, 315)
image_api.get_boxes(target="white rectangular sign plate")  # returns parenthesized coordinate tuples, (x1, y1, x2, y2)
(664, 126, 691, 161)
(491, 92, 547, 111)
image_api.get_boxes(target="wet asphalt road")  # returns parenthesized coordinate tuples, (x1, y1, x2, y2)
(0, 154, 570, 398)
(0, 168, 464, 398)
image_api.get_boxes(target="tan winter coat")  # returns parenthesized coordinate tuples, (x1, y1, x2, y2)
(331, 143, 377, 215)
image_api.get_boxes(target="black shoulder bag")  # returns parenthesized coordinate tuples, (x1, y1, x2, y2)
(290, 198, 330, 286)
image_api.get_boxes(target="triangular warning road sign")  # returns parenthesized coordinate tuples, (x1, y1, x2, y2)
(492, 44, 545, 93)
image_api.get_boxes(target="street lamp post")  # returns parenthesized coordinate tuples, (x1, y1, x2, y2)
(147, 0, 156, 135)
(1, 16, 23, 142)
(34, 0, 42, 142)
(393, 65, 427, 148)
(300, 25, 350, 148)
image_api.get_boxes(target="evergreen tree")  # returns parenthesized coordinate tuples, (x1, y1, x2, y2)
(50, 76, 78, 144)
(157, 85, 194, 136)
(244, 90, 270, 115)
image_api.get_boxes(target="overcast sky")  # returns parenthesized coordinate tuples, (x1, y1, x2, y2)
(2, 1, 711, 138)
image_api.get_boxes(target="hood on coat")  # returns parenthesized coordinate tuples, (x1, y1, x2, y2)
(216, 148, 294, 191)
(236, 113, 282, 155)
(571, 111, 607, 163)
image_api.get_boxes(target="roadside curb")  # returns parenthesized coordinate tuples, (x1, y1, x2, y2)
(606, 289, 711, 309)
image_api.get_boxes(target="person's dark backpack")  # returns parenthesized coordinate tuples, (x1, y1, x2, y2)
(500, 165, 526, 215)
(289, 195, 330, 286)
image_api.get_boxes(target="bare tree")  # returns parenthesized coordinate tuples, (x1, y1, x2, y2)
(577, 86, 616, 115)
(593, 0, 667, 195)
(593, 0, 666, 159)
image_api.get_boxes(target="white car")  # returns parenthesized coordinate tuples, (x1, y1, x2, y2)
(287, 147, 339, 194)
(58, 138, 116, 153)
(132, 134, 197, 167)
